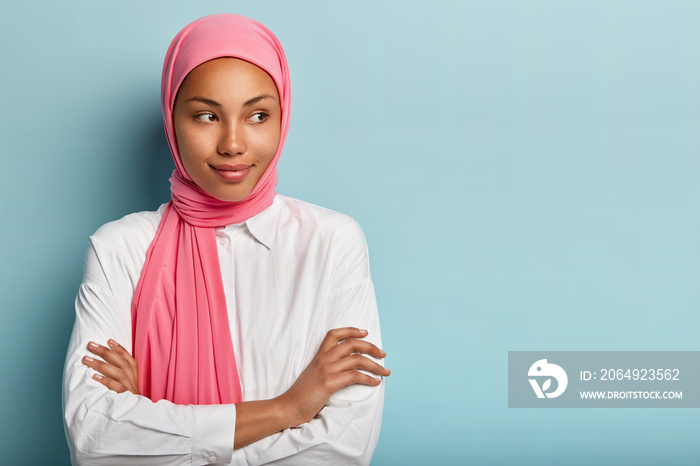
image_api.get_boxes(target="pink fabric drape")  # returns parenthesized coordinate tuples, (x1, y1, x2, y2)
(131, 13, 291, 405)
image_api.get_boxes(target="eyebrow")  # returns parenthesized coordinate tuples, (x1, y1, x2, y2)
(243, 94, 277, 107)
(187, 96, 221, 107)
(186, 94, 277, 107)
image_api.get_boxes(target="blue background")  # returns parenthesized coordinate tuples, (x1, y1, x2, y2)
(1, 1, 699, 464)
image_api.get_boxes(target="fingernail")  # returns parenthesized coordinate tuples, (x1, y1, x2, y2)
(93, 374, 103, 380)
(88, 342, 98, 349)
(108, 339, 117, 347)
(360, 329, 368, 335)
(83, 356, 94, 363)
(379, 349, 386, 356)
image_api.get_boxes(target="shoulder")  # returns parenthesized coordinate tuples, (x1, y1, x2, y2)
(277, 195, 361, 235)
(276, 195, 368, 249)
(89, 204, 167, 256)
(276, 196, 370, 273)
(80, 204, 167, 291)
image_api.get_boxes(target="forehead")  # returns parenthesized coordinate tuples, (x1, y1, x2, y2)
(176, 57, 280, 101)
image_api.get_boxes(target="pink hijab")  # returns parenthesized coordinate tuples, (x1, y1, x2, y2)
(131, 13, 290, 405)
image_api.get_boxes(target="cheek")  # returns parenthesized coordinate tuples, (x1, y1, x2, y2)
(177, 128, 209, 167)
(259, 129, 281, 167)
(265, 138, 280, 164)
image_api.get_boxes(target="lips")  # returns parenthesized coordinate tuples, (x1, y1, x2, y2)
(210, 163, 252, 182)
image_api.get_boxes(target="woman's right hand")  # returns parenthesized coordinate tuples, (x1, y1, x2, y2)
(82, 339, 140, 396)
(277, 327, 390, 427)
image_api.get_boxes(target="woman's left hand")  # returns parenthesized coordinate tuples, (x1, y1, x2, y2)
(82, 339, 140, 395)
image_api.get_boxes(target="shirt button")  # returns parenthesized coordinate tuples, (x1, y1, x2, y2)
(219, 237, 227, 246)
(208, 456, 217, 463)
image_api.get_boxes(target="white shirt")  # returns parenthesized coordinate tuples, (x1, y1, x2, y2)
(63, 195, 384, 466)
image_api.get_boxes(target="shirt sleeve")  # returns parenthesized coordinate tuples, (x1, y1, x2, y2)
(63, 238, 237, 466)
(229, 220, 385, 466)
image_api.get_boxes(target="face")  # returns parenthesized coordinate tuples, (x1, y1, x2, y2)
(173, 57, 281, 202)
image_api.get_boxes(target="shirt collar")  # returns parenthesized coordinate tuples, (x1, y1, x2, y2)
(221, 195, 280, 249)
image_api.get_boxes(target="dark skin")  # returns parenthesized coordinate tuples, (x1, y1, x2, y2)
(83, 327, 390, 449)
(83, 339, 140, 395)
(82, 57, 390, 450)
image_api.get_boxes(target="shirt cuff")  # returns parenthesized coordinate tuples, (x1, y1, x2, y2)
(192, 404, 236, 465)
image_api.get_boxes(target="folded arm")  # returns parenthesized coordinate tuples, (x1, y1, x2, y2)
(65, 219, 387, 465)
(83, 326, 388, 452)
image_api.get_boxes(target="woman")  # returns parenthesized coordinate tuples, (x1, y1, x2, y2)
(63, 13, 389, 465)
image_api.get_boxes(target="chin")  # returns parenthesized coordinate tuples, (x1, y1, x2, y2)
(198, 177, 258, 202)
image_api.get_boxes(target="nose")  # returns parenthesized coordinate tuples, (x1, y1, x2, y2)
(217, 122, 246, 156)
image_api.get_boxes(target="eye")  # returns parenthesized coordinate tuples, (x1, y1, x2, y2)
(194, 112, 217, 123)
(248, 112, 269, 123)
